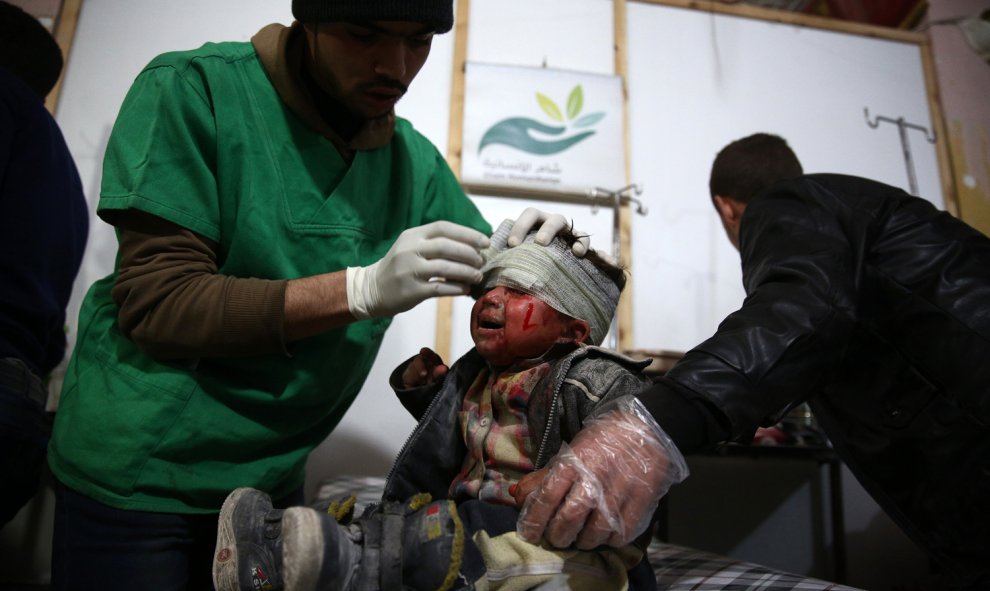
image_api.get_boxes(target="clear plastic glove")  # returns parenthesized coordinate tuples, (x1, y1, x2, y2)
(347, 221, 490, 319)
(508, 207, 590, 256)
(401, 347, 449, 388)
(514, 395, 688, 550)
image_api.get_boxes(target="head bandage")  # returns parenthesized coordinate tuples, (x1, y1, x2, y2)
(476, 220, 620, 346)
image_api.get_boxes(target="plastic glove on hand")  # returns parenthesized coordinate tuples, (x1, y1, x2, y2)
(516, 396, 689, 550)
(347, 221, 490, 319)
(511, 467, 548, 508)
(401, 347, 449, 389)
(508, 207, 590, 256)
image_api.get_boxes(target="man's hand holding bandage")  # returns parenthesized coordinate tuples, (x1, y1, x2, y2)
(508, 207, 590, 256)
(346, 210, 593, 319)
(347, 221, 489, 319)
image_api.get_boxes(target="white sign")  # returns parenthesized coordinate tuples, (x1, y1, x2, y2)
(461, 62, 626, 195)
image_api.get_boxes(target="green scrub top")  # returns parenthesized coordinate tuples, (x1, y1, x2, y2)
(49, 41, 491, 513)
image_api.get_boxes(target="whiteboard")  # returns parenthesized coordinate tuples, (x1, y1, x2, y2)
(625, 2, 943, 353)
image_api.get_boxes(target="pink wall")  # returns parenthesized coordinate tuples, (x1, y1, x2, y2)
(928, 0, 990, 235)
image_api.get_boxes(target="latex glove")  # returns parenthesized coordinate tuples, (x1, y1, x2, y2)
(508, 208, 590, 256)
(401, 347, 449, 389)
(515, 395, 689, 550)
(347, 221, 490, 319)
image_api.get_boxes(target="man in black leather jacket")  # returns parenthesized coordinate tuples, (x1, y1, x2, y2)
(635, 133, 990, 588)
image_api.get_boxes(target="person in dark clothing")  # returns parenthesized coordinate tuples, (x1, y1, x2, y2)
(0, 0, 89, 528)
(519, 132, 990, 589)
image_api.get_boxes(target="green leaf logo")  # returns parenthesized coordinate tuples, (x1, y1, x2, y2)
(573, 112, 604, 128)
(480, 84, 606, 155)
(566, 86, 583, 120)
(536, 92, 564, 122)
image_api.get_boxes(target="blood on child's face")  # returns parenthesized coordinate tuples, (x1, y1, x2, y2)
(470, 285, 572, 368)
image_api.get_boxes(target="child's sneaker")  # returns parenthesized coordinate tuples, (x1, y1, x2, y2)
(282, 494, 465, 591)
(281, 504, 362, 590)
(213, 487, 285, 591)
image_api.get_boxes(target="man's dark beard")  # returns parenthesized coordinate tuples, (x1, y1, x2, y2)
(300, 64, 362, 140)
(301, 67, 404, 141)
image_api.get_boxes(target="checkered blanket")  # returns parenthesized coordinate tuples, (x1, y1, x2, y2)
(315, 476, 863, 591)
(649, 543, 860, 590)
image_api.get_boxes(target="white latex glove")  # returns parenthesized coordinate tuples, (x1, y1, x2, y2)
(346, 221, 490, 319)
(514, 396, 688, 550)
(508, 208, 590, 256)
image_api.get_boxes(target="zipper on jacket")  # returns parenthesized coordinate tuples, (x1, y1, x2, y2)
(534, 355, 576, 468)
(382, 385, 447, 496)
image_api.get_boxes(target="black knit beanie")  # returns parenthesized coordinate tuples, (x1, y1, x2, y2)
(292, 0, 454, 33)
(0, 1, 63, 98)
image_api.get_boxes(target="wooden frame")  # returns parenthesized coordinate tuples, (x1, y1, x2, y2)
(434, 0, 958, 359)
(433, 0, 474, 362)
(42, 0, 84, 114)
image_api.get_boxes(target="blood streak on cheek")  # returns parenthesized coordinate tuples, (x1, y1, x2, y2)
(521, 303, 538, 330)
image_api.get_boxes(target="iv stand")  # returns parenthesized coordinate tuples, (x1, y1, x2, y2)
(586, 184, 648, 350)
(864, 108, 937, 196)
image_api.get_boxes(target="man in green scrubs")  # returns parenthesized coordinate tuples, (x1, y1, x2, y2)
(47, 1, 582, 587)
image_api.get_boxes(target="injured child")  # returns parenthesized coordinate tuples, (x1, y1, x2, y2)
(212, 220, 687, 591)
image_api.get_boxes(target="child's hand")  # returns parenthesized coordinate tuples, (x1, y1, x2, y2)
(401, 347, 448, 388)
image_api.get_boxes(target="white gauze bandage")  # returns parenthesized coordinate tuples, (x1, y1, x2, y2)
(476, 220, 620, 346)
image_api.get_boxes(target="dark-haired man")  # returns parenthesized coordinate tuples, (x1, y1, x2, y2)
(46, 1, 585, 587)
(532, 133, 990, 588)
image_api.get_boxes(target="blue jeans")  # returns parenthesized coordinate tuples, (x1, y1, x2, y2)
(0, 357, 49, 528)
(52, 480, 304, 590)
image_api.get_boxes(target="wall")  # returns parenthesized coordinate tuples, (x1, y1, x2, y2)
(625, 2, 943, 354)
(928, 0, 990, 235)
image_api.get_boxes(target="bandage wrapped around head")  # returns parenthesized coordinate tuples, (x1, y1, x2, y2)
(476, 220, 620, 346)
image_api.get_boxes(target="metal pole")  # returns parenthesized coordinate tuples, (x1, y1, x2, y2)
(896, 117, 919, 195)
(610, 189, 622, 350)
(587, 184, 647, 350)
(864, 108, 936, 196)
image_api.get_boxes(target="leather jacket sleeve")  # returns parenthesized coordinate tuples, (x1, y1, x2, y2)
(645, 179, 861, 448)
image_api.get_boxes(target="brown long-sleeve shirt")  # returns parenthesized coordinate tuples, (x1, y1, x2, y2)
(106, 22, 395, 361)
